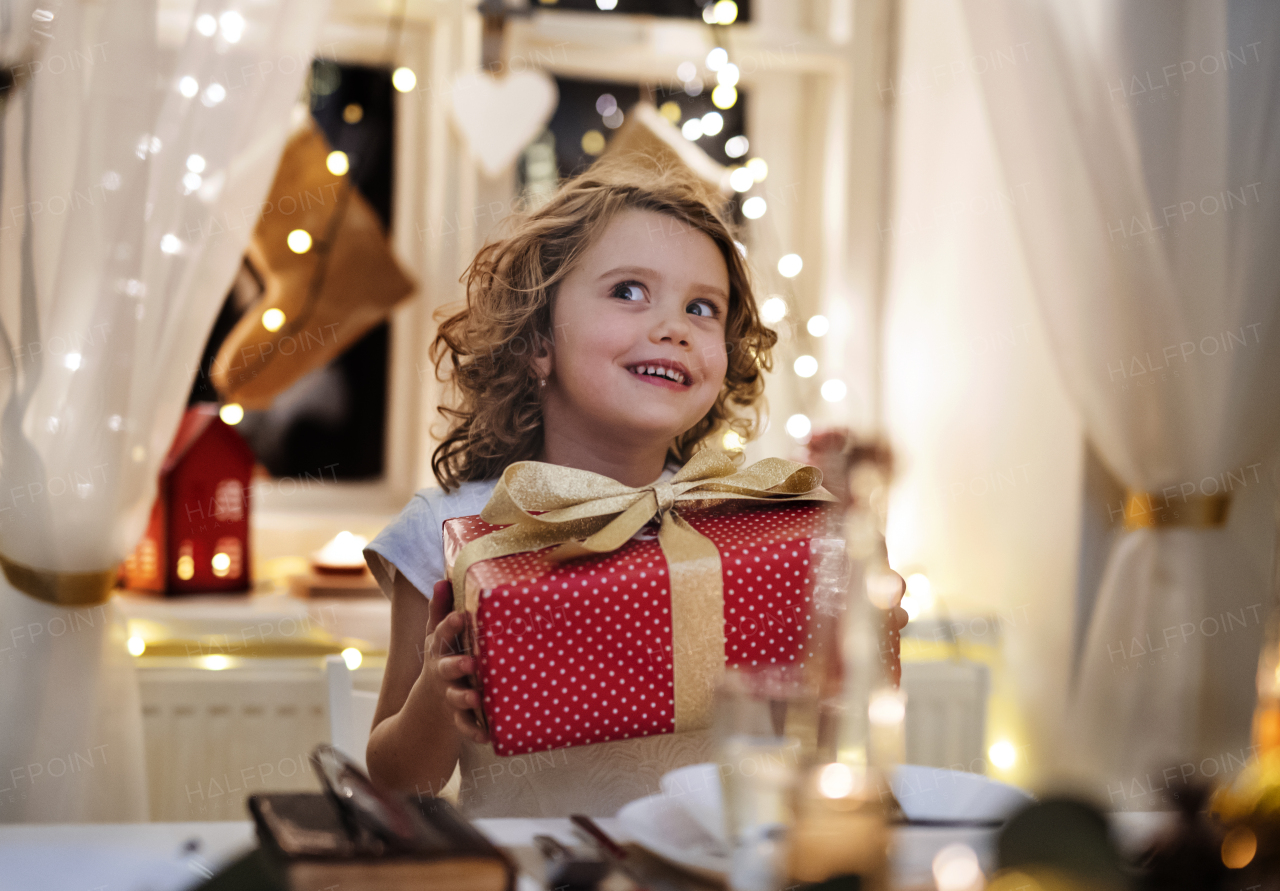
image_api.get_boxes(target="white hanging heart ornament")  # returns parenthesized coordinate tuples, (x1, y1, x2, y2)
(449, 70, 559, 178)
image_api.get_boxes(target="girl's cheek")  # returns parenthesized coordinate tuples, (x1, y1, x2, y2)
(709, 343, 729, 381)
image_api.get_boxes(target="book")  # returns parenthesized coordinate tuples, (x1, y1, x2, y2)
(245, 791, 515, 891)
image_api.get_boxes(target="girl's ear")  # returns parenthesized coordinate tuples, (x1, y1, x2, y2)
(532, 332, 553, 382)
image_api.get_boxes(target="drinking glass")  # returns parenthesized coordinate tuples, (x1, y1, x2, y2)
(713, 665, 817, 891)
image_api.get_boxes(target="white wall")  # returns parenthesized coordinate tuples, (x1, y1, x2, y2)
(880, 0, 1084, 788)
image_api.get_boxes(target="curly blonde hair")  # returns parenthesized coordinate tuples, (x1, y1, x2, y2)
(429, 157, 777, 492)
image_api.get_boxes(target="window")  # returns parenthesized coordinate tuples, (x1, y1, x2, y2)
(537, 75, 748, 180)
(188, 62, 396, 483)
(531, 0, 752, 21)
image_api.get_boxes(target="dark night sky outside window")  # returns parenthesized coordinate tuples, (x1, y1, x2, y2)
(533, 0, 750, 20)
(537, 76, 748, 224)
(189, 62, 394, 482)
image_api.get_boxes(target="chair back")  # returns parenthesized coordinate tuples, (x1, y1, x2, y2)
(325, 654, 379, 772)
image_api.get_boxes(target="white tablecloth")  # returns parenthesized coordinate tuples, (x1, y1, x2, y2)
(0, 813, 1171, 891)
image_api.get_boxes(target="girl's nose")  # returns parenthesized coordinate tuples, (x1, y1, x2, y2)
(651, 304, 691, 347)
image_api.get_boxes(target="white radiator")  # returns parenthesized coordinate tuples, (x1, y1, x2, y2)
(139, 654, 986, 820)
(900, 659, 990, 772)
(139, 662, 344, 822)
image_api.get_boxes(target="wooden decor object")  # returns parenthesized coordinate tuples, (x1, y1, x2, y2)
(122, 404, 255, 594)
(603, 102, 732, 211)
(211, 121, 416, 410)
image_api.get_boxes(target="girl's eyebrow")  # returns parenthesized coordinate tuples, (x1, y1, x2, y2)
(596, 265, 729, 303)
(596, 264, 660, 281)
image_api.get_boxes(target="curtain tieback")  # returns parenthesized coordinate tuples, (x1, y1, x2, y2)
(0, 552, 117, 606)
(1122, 490, 1231, 532)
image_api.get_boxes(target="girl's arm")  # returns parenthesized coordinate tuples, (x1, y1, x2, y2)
(366, 573, 482, 796)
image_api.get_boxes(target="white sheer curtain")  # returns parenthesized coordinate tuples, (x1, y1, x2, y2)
(0, 0, 329, 821)
(960, 0, 1280, 789)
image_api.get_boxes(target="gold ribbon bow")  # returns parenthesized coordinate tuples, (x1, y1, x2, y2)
(449, 449, 835, 733)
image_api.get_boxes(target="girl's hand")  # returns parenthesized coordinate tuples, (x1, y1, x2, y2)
(884, 600, 909, 688)
(423, 580, 491, 745)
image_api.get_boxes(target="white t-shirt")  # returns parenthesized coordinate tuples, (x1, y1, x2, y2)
(364, 478, 501, 603)
(362, 463, 716, 819)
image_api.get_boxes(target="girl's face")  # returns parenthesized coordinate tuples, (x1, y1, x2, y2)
(537, 208, 731, 447)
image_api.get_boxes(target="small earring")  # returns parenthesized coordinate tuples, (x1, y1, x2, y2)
(539, 377, 547, 388)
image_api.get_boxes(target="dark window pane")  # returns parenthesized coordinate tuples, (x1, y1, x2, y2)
(188, 62, 394, 482)
(532, 0, 751, 21)
(535, 75, 749, 226)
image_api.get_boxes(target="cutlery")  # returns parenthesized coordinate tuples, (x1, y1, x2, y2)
(570, 814, 691, 891)
(533, 833, 611, 891)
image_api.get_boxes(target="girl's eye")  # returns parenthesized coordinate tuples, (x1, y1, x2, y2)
(611, 281, 645, 302)
(687, 299, 719, 318)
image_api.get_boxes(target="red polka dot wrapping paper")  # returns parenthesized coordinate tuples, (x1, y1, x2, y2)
(442, 501, 838, 756)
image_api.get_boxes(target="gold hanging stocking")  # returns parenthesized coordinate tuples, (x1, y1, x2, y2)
(211, 121, 416, 410)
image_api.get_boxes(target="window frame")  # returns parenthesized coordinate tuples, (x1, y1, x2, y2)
(253, 0, 895, 521)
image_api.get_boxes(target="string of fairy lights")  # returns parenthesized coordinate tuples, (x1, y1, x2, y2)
(692, 3, 1019, 776)
(350, 1, 842, 451)
(680, 1, 839, 449)
(534, 3, 1021, 778)
(545, 1, 841, 449)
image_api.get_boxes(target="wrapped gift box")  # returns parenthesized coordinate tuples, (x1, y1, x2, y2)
(443, 501, 836, 756)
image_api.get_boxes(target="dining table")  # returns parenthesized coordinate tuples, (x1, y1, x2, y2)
(0, 810, 1174, 891)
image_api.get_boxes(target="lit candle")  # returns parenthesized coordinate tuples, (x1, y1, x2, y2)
(311, 531, 369, 574)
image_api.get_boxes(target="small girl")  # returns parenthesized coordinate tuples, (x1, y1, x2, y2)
(363, 157, 899, 818)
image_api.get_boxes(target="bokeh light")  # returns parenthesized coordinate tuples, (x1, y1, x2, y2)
(989, 740, 1018, 770)
(326, 150, 349, 176)
(711, 84, 737, 109)
(392, 67, 416, 92)
(760, 296, 788, 323)
(785, 414, 812, 440)
(261, 308, 286, 332)
(713, 0, 739, 24)
(778, 253, 803, 277)
(821, 379, 847, 402)
(581, 130, 606, 155)
(287, 229, 312, 254)
(729, 167, 755, 192)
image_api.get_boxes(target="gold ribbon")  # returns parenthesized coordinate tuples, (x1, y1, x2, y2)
(1122, 490, 1231, 532)
(0, 552, 117, 606)
(448, 449, 835, 733)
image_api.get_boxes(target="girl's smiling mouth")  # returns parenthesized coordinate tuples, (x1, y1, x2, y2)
(625, 358, 693, 388)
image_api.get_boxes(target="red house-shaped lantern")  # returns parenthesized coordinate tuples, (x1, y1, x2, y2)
(122, 404, 255, 594)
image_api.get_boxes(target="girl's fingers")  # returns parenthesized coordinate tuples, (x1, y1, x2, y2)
(437, 654, 475, 682)
(426, 580, 454, 633)
(427, 612, 466, 658)
(888, 570, 906, 608)
(453, 708, 490, 744)
(444, 684, 480, 711)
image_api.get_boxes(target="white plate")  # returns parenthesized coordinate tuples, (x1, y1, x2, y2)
(659, 762, 728, 844)
(616, 790, 1003, 886)
(616, 792, 731, 881)
(890, 765, 1034, 823)
(630, 762, 1031, 883)
(657, 762, 1034, 833)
